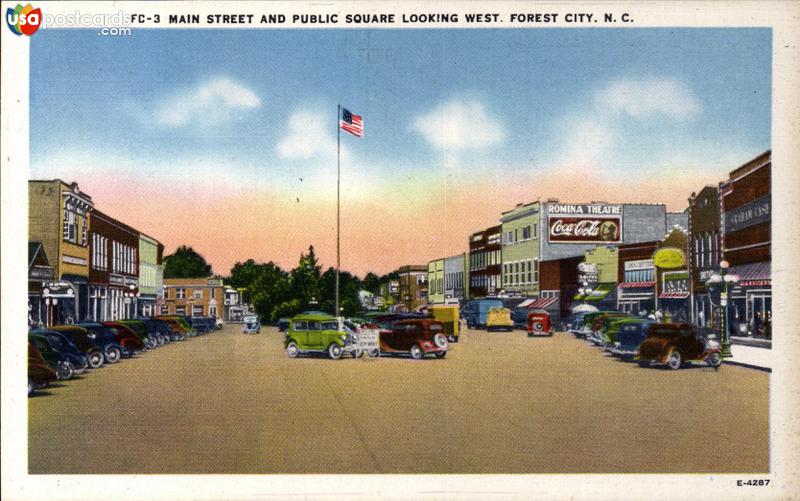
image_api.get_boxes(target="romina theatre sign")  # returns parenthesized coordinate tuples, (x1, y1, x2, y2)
(548, 203, 623, 244)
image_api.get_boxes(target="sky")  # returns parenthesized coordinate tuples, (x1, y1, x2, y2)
(30, 28, 771, 276)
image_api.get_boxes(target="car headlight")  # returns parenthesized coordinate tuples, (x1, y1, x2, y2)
(706, 340, 720, 349)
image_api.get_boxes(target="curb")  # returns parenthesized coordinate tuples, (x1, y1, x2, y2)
(723, 360, 771, 373)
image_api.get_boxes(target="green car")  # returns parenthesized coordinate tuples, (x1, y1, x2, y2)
(118, 319, 157, 349)
(601, 317, 635, 350)
(284, 313, 358, 360)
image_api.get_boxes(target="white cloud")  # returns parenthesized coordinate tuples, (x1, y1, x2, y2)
(276, 109, 350, 162)
(412, 98, 504, 151)
(153, 77, 262, 128)
(596, 78, 701, 120)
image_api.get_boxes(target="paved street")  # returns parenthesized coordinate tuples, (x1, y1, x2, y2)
(28, 324, 769, 474)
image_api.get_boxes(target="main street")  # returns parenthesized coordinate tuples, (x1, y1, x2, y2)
(28, 324, 769, 474)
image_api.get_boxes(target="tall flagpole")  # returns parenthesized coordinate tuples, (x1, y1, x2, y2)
(336, 105, 341, 318)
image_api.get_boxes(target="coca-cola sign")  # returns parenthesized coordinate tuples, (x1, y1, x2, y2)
(548, 216, 622, 243)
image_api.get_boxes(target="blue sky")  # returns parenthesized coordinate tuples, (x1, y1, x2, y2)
(28, 28, 772, 274)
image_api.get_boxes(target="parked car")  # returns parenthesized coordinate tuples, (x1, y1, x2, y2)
(610, 318, 656, 358)
(145, 318, 184, 342)
(567, 311, 592, 337)
(215, 316, 224, 330)
(29, 329, 89, 375)
(188, 316, 215, 334)
(284, 313, 358, 359)
(29, 342, 58, 395)
(101, 322, 145, 356)
(48, 325, 105, 368)
(243, 315, 261, 334)
(637, 323, 722, 370)
(156, 315, 197, 337)
(429, 305, 460, 342)
(465, 299, 504, 329)
(28, 332, 78, 380)
(118, 319, 158, 349)
(379, 319, 448, 359)
(591, 313, 632, 346)
(75, 322, 126, 363)
(486, 306, 514, 332)
(527, 310, 554, 337)
(277, 318, 290, 332)
(155, 317, 192, 339)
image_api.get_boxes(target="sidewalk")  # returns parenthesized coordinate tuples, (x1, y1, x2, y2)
(724, 342, 772, 372)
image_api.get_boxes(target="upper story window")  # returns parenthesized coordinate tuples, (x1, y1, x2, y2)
(176, 288, 186, 299)
(194, 289, 203, 300)
(522, 225, 531, 240)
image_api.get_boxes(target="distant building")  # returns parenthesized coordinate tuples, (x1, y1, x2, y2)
(138, 233, 163, 318)
(688, 186, 721, 327)
(397, 265, 427, 310)
(89, 209, 141, 321)
(427, 258, 445, 305)
(163, 277, 225, 318)
(468, 224, 501, 298)
(444, 253, 467, 304)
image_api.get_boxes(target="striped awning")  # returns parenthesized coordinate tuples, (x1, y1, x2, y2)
(527, 296, 558, 309)
(659, 291, 690, 299)
(729, 261, 770, 287)
(516, 298, 535, 308)
(618, 281, 655, 289)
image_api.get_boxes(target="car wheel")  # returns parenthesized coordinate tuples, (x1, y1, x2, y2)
(88, 351, 104, 369)
(56, 363, 73, 380)
(637, 360, 650, 368)
(368, 348, 380, 358)
(434, 351, 447, 359)
(28, 378, 33, 396)
(286, 341, 300, 358)
(328, 343, 343, 360)
(148, 338, 157, 349)
(666, 349, 682, 370)
(706, 352, 722, 369)
(352, 349, 363, 359)
(409, 344, 423, 360)
(105, 347, 121, 364)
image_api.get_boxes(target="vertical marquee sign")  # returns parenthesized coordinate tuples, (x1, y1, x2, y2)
(547, 203, 623, 244)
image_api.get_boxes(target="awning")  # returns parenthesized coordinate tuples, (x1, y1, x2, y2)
(527, 296, 558, 309)
(516, 298, 535, 308)
(729, 261, 770, 287)
(659, 291, 690, 299)
(618, 281, 655, 289)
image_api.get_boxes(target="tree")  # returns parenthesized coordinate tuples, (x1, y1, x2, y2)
(361, 272, 381, 294)
(320, 267, 362, 316)
(250, 262, 290, 322)
(163, 245, 212, 278)
(289, 245, 321, 311)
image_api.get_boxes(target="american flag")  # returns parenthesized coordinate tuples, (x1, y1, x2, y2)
(340, 108, 363, 137)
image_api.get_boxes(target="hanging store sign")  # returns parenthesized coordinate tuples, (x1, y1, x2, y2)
(62, 254, 87, 266)
(547, 204, 622, 244)
(109, 274, 125, 286)
(625, 259, 654, 271)
(653, 248, 686, 269)
(725, 195, 770, 233)
(662, 271, 689, 294)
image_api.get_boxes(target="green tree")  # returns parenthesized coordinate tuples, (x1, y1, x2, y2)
(319, 267, 362, 317)
(250, 262, 290, 322)
(289, 245, 321, 311)
(163, 245, 212, 278)
(361, 272, 381, 294)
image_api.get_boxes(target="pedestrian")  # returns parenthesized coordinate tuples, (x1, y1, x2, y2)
(647, 310, 656, 320)
(655, 309, 663, 322)
(698, 308, 705, 327)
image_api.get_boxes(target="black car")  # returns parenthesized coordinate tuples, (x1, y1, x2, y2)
(75, 322, 125, 363)
(30, 329, 89, 375)
(146, 318, 185, 342)
(188, 316, 214, 334)
(48, 325, 105, 368)
(28, 332, 82, 380)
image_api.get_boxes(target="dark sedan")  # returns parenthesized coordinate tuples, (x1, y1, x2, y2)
(29, 329, 89, 375)
(379, 319, 448, 359)
(29, 342, 58, 395)
(48, 325, 105, 369)
(75, 322, 125, 363)
(101, 321, 145, 356)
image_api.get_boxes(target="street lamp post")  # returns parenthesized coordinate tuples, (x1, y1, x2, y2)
(706, 260, 738, 358)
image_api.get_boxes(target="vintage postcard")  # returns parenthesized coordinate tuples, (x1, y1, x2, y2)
(2, 1, 799, 499)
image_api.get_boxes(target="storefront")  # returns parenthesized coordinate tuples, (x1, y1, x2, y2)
(657, 270, 691, 322)
(616, 258, 655, 315)
(727, 261, 771, 335)
(28, 242, 54, 327)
